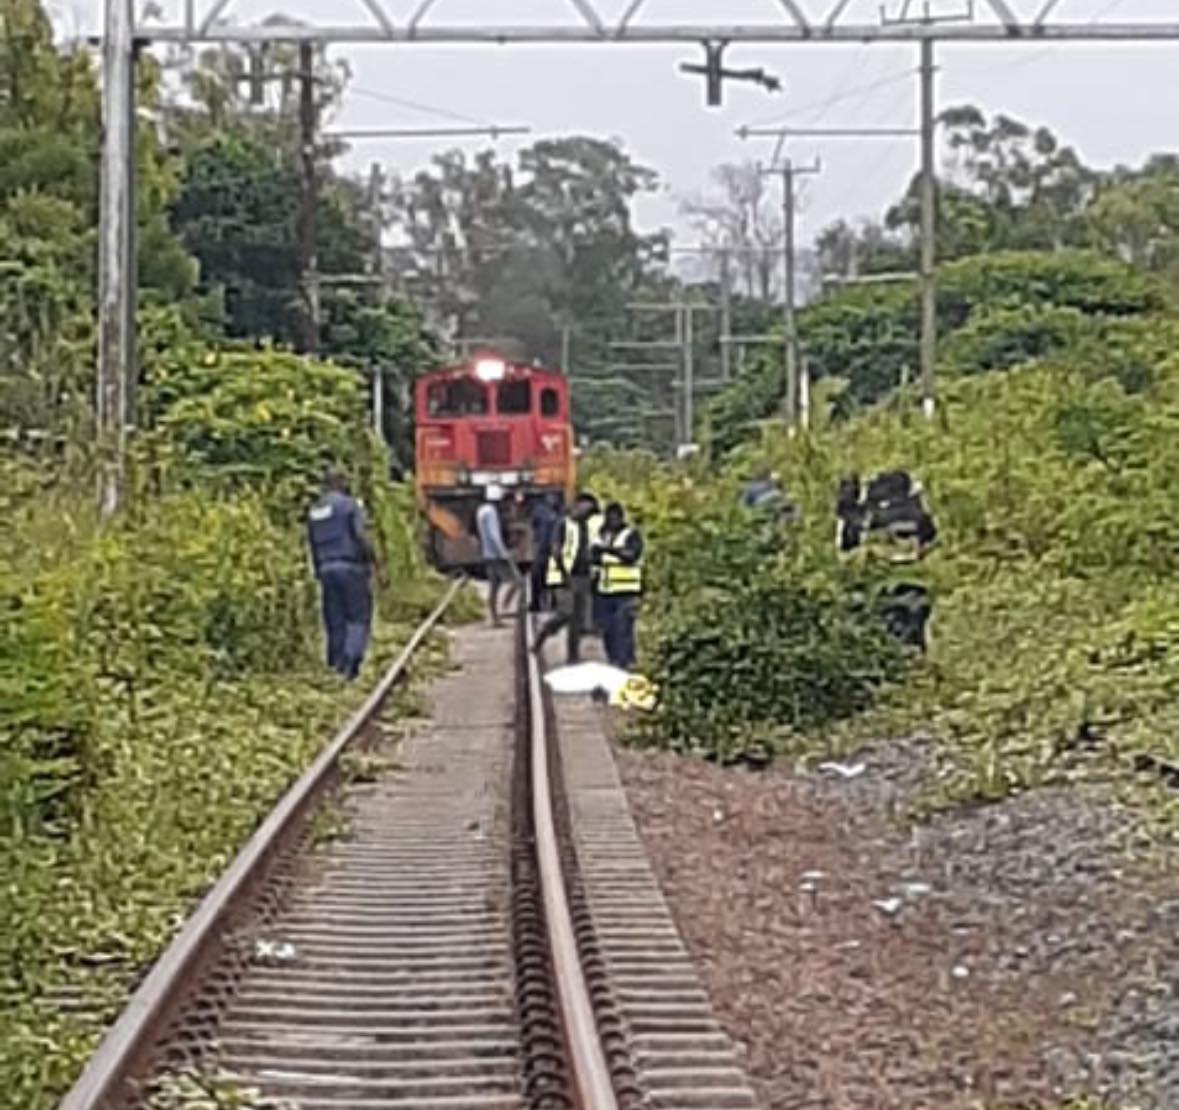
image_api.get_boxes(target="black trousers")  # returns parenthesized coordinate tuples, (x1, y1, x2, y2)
(536, 575, 592, 662)
(529, 557, 551, 612)
(599, 594, 639, 670)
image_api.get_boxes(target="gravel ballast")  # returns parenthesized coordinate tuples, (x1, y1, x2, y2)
(615, 743, 1179, 1110)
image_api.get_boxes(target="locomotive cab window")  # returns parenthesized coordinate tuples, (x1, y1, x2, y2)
(540, 388, 560, 418)
(497, 379, 531, 415)
(427, 378, 488, 416)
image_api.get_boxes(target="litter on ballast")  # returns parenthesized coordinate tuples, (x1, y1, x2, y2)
(873, 897, 903, 917)
(817, 761, 867, 780)
(254, 938, 297, 963)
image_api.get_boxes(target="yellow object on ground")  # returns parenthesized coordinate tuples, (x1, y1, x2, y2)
(611, 674, 657, 712)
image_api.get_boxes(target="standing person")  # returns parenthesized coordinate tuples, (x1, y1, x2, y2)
(307, 470, 377, 682)
(476, 484, 521, 627)
(595, 501, 644, 670)
(529, 493, 560, 613)
(534, 492, 599, 663)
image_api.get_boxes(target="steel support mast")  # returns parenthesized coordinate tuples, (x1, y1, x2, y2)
(919, 37, 937, 419)
(97, 0, 136, 517)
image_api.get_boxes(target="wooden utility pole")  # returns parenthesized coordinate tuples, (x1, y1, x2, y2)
(295, 42, 319, 355)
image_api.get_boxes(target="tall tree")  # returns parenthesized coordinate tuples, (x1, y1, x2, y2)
(886, 105, 1098, 257)
(391, 137, 667, 372)
(681, 161, 783, 301)
(164, 45, 438, 465)
(0, 0, 193, 448)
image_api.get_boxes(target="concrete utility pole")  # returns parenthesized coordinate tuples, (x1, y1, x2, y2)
(762, 159, 820, 433)
(366, 162, 385, 301)
(919, 37, 937, 419)
(682, 307, 695, 438)
(96, 0, 136, 517)
(718, 248, 732, 382)
(295, 42, 319, 355)
(560, 323, 572, 374)
(372, 366, 384, 437)
(613, 301, 721, 452)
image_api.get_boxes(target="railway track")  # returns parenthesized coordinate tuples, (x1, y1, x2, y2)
(60, 584, 757, 1110)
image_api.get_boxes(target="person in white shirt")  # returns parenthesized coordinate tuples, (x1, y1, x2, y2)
(475, 484, 521, 626)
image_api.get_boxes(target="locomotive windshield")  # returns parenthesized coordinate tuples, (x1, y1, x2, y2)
(497, 380, 531, 415)
(427, 377, 488, 417)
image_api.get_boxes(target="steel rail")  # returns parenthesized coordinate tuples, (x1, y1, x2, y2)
(525, 615, 620, 1110)
(59, 575, 465, 1110)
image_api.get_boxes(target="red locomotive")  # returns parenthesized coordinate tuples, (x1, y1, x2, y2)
(414, 354, 576, 570)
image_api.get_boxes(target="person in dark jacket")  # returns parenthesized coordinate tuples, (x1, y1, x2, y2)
(529, 493, 561, 613)
(594, 501, 644, 670)
(307, 470, 377, 681)
(534, 492, 599, 663)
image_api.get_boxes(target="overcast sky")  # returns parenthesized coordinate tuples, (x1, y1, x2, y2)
(56, 0, 1179, 250)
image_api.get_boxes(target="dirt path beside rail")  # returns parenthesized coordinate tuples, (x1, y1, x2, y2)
(615, 745, 1179, 1110)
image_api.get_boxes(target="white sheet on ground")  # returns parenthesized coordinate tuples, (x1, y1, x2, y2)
(543, 661, 630, 699)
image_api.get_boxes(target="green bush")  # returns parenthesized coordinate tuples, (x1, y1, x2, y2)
(643, 575, 907, 762)
(596, 286, 1179, 817)
(582, 456, 910, 763)
(706, 250, 1172, 455)
(0, 330, 463, 1105)
(141, 342, 373, 513)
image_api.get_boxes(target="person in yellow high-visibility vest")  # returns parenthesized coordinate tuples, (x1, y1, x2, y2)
(535, 492, 600, 663)
(594, 501, 644, 670)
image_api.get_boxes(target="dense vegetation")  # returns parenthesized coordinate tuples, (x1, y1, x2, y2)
(0, 8, 470, 1105)
(9, 0, 1179, 1099)
(593, 229, 1179, 830)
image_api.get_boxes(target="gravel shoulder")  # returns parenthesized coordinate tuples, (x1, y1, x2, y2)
(614, 740, 1179, 1110)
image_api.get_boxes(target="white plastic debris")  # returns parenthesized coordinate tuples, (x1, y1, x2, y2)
(902, 881, 933, 898)
(817, 761, 867, 780)
(801, 870, 826, 884)
(254, 939, 297, 963)
(952, 964, 971, 980)
(873, 897, 903, 917)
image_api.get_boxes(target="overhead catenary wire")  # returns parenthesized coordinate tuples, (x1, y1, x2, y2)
(346, 82, 493, 127)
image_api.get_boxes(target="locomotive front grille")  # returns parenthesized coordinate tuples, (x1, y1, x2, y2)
(476, 429, 511, 467)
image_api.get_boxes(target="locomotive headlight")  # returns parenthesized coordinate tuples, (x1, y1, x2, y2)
(473, 357, 506, 382)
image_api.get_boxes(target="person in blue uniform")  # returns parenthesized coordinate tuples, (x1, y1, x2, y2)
(307, 470, 377, 681)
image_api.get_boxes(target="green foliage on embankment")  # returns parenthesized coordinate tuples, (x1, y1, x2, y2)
(0, 340, 465, 1107)
(589, 263, 1179, 822)
(582, 450, 911, 764)
(707, 251, 1171, 455)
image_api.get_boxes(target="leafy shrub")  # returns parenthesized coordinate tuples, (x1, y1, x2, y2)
(706, 250, 1171, 454)
(140, 342, 372, 513)
(582, 453, 910, 763)
(0, 330, 462, 1105)
(598, 287, 1179, 817)
(643, 576, 906, 762)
